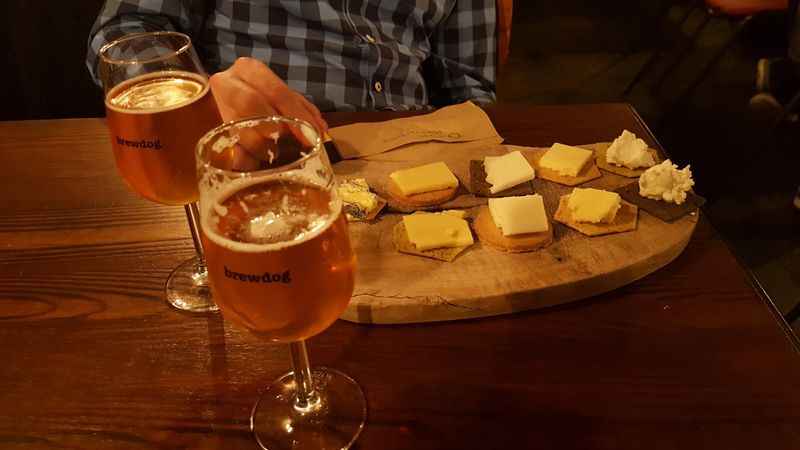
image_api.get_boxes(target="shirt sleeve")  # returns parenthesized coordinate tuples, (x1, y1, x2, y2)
(86, 0, 209, 85)
(426, 0, 498, 106)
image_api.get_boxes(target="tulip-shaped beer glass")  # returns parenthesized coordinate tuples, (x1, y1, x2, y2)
(196, 116, 366, 449)
(99, 32, 222, 312)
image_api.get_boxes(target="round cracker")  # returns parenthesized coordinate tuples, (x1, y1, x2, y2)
(473, 206, 553, 253)
(387, 178, 458, 208)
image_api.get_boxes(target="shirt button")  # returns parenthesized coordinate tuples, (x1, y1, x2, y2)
(374, 81, 383, 92)
(364, 34, 377, 44)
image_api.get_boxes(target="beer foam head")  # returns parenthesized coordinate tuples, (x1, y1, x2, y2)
(201, 176, 342, 253)
(106, 71, 208, 113)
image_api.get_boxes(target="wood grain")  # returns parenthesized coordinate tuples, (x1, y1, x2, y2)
(1, 105, 799, 450)
(337, 141, 695, 324)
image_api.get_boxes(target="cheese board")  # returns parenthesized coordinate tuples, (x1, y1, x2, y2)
(334, 142, 699, 324)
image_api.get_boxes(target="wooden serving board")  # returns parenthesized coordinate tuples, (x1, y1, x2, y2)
(334, 142, 698, 324)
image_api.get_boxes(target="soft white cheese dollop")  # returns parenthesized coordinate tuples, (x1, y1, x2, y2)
(607, 130, 655, 170)
(638, 159, 694, 205)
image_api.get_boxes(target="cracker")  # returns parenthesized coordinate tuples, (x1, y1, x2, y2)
(392, 222, 471, 262)
(337, 177, 388, 222)
(616, 182, 705, 223)
(473, 206, 553, 253)
(595, 143, 661, 178)
(468, 160, 535, 197)
(523, 148, 602, 186)
(553, 195, 638, 236)
(344, 197, 387, 222)
(386, 177, 459, 211)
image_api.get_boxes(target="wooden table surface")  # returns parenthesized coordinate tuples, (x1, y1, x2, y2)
(1, 104, 799, 450)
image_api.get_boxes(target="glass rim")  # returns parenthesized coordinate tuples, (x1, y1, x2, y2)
(99, 31, 193, 66)
(196, 115, 323, 178)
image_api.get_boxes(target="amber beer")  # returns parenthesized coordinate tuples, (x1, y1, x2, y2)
(105, 70, 221, 205)
(202, 179, 355, 342)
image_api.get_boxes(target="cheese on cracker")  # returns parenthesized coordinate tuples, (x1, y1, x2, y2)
(606, 130, 655, 170)
(639, 159, 694, 205)
(567, 188, 622, 224)
(402, 213, 473, 251)
(488, 195, 548, 236)
(338, 178, 378, 220)
(484, 151, 535, 194)
(389, 162, 459, 196)
(539, 143, 593, 177)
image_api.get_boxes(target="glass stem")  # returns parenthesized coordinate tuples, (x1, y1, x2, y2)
(184, 202, 206, 267)
(289, 340, 319, 411)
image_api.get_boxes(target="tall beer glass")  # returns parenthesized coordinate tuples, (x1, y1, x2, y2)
(197, 116, 366, 449)
(99, 32, 221, 312)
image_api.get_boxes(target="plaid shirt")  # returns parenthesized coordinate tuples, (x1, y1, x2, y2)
(87, 0, 497, 112)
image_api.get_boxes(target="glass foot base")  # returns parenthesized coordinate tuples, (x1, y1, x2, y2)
(251, 368, 366, 450)
(165, 256, 219, 313)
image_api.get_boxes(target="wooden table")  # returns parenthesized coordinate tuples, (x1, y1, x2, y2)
(1, 104, 799, 449)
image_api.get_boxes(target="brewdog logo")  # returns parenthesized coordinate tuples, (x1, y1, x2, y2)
(116, 136, 163, 150)
(224, 266, 291, 284)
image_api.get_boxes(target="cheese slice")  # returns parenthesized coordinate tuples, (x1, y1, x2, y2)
(484, 151, 535, 194)
(488, 195, 548, 236)
(567, 188, 621, 223)
(539, 143, 593, 177)
(440, 209, 467, 219)
(402, 213, 473, 251)
(389, 162, 459, 196)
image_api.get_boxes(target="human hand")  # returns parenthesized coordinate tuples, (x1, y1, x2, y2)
(209, 57, 327, 134)
(209, 57, 327, 171)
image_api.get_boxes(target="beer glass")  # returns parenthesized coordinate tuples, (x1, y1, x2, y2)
(196, 116, 366, 449)
(99, 32, 221, 312)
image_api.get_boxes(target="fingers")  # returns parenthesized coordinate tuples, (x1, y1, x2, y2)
(228, 57, 328, 134)
(209, 69, 278, 122)
(209, 57, 327, 160)
(298, 94, 328, 134)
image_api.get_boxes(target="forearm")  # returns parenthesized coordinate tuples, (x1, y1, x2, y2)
(429, 0, 497, 106)
(86, 0, 207, 85)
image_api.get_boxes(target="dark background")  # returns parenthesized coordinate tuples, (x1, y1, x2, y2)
(1, 1, 105, 121)
(2, 0, 799, 324)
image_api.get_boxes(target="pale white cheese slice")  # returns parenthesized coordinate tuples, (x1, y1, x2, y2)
(488, 195, 548, 236)
(484, 151, 535, 194)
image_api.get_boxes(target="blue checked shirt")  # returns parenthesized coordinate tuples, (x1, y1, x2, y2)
(87, 0, 497, 112)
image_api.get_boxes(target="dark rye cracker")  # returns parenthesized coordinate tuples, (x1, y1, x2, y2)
(468, 160, 535, 197)
(615, 182, 705, 223)
(392, 222, 472, 262)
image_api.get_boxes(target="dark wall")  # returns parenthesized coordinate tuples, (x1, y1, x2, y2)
(2, 0, 106, 121)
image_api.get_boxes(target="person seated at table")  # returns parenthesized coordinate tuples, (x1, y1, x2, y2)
(749, 0, 800, 209)
(85, 0, 498, 130)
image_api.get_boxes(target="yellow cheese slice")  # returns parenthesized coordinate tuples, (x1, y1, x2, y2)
(484, 151, 535, 194)
(567, 188, 622, 223)
(488, 195, 548, 236)
(440, 209, 467, 219)
(389, 162, 459, 196)
(402, 213, 474, 251)
(539, 143, 593, 177)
